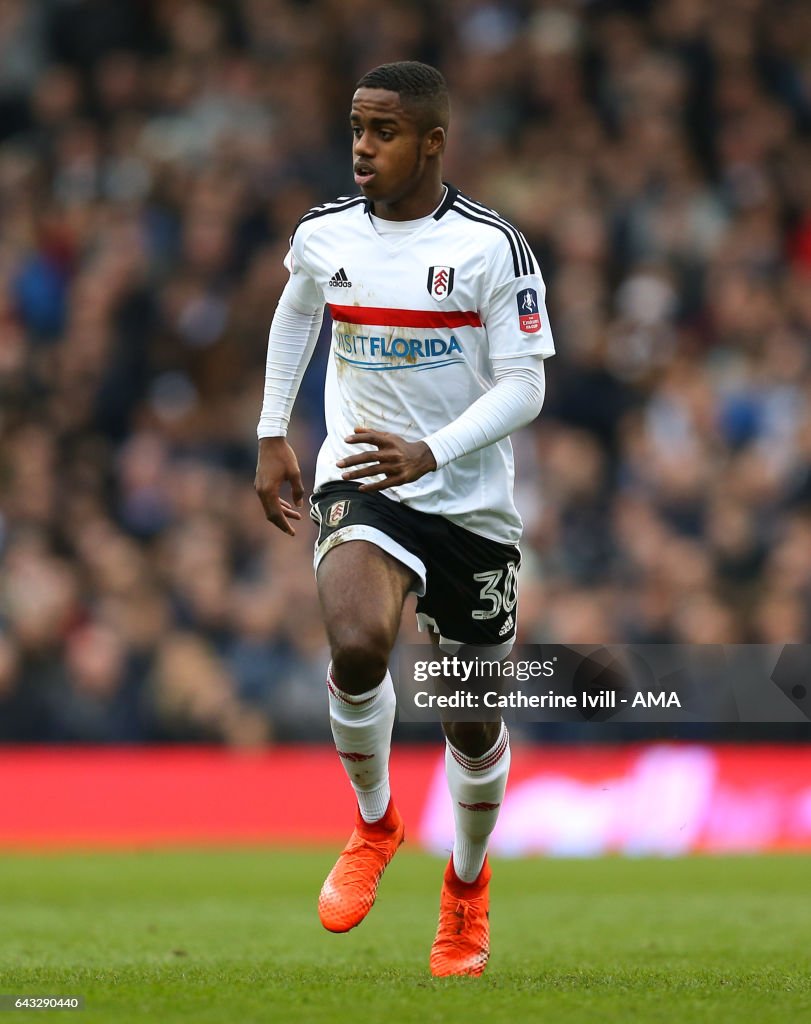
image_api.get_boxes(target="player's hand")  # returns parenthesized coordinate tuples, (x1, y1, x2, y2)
(337, 428, 438, 492)
(254, 437, 305, 535)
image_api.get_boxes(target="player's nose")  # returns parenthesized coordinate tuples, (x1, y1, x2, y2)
(353, 131, 375, 157)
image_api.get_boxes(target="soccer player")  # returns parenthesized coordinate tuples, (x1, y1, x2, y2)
(255, 61, 554, 976)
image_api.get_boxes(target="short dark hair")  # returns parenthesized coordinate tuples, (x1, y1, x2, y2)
(355, 61, 449, 132)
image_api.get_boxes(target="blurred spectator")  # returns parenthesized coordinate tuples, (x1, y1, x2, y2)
(148, 631, 268, 746)
(47, 620, 149, 742)
(1, 0, 810, 744)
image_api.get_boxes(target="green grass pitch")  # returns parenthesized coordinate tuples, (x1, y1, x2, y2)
(0, 849, 808, 1023)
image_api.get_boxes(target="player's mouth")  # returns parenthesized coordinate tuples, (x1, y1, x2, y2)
(354, 164, 376, 186)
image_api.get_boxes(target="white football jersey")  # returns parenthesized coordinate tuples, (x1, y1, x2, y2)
(284, 184, 554, 544)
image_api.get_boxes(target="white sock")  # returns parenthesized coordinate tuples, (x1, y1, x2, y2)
(327, 664, 395, 823)
(445, 722, 510, 882)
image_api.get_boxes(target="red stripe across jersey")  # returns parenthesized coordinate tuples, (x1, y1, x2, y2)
(328, 304, 482, 329)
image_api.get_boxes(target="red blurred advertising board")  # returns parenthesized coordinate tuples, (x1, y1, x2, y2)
(1, 744, 809, 853)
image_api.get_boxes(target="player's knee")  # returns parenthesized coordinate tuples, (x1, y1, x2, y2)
(444, 720, 502, 758)
(330, 624, 392, 693)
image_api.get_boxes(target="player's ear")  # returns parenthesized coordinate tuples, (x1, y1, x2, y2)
(424, 126, 445, 156)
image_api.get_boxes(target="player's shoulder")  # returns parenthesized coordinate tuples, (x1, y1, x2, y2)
(445, 186, 537, 279)
(290, 193, 367, 245)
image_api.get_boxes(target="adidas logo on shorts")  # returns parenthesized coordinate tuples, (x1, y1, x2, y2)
(499, 614, 514, 638)
(329, 267, 352, 287)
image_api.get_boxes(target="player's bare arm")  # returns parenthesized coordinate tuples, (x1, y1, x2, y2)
(255, 436, 304, 535)
(337, 428, 438, 492)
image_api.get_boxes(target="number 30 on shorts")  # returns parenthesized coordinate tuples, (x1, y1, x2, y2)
(472, 562, 518, 621)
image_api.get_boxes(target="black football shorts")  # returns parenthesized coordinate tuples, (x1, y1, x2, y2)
(310, 482, 520, 652)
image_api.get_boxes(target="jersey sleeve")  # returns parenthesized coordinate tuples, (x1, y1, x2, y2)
(282, 226, 324, 315)
(480, 236, 555, 361)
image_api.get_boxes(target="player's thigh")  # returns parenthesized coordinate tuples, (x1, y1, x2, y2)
(317, 539, 415, 658)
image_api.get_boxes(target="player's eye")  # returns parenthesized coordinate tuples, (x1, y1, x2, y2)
(351, 126, 362, 138)
(379, 130, 394, 141)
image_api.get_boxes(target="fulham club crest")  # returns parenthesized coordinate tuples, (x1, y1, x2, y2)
(326, 500, 350, 527)
(517, 287, 541, 333)
(427, 265, 455, 300)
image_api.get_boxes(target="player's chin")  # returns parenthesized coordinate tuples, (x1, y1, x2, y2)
(357, 174, 398, 200)
(356, 177, 383, 198)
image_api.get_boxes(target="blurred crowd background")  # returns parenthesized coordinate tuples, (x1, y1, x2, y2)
(1, 0, 810, 745)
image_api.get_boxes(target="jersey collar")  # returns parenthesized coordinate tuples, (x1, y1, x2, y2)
(363, 182, 459, 222)
(433, 182, 458, 220)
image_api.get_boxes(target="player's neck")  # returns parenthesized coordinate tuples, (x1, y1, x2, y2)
(372, 177, 445, 222)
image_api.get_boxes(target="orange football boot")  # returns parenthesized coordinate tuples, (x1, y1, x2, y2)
(318, 799, 404, 933)
(429, 855, 491, 977)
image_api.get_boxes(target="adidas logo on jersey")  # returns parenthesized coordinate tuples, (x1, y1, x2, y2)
(499, 614, 514, 637)
(329, 268, 352, 287)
